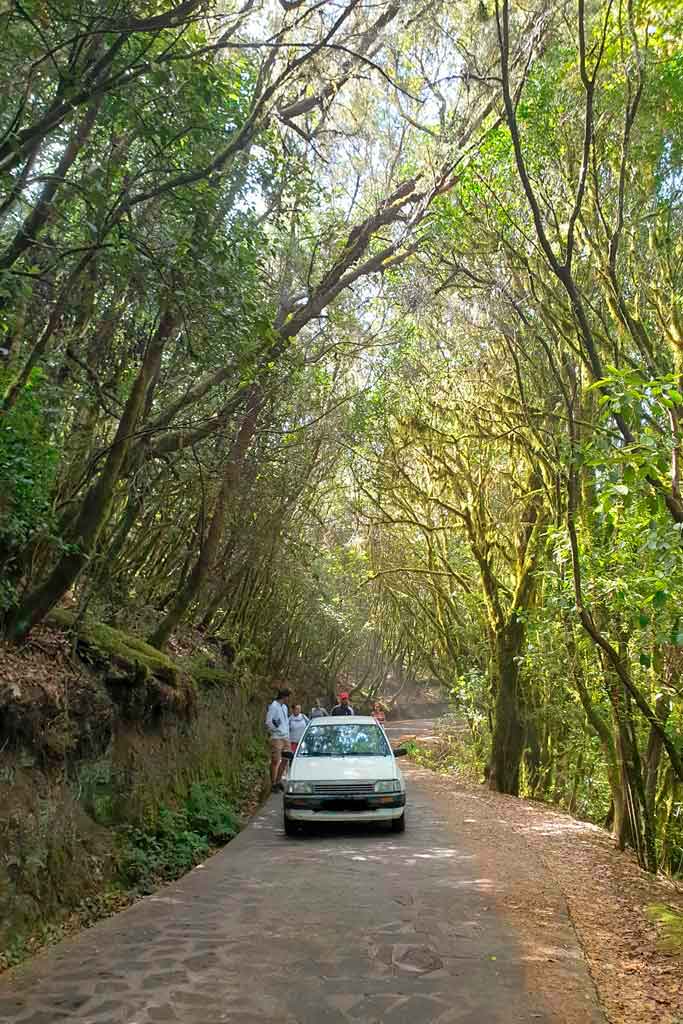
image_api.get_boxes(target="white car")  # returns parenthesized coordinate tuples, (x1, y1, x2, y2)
(283, 716, 407, 836)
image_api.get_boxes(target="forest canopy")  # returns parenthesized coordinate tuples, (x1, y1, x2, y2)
(2, 0, 683, 873)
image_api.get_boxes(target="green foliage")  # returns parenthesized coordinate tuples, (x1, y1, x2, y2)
(186, 782, 240, 842)
(405, 733, 482, 782)
(0, 369, 58, 609)
(647, 904, 683, 955)
(118, 783, 238, 892)
(2, 0, 683, 904)
(78, 760, 116, 826)
(120, 810, 208, 890)
(451, 669, 490, 749)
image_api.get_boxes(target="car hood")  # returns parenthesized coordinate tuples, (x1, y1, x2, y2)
(291, 755, 397, 782)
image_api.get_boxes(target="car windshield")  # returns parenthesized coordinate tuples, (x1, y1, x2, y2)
(297, 723, 391, 757)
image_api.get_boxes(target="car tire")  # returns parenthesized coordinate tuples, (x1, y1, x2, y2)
(391, 812, 406, 833)
(283, 813, 298, 837)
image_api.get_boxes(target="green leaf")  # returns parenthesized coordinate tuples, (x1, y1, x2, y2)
(639, 653, 651, 669)
(587, 377, 610, 392)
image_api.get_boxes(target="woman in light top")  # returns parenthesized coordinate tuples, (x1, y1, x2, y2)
(372, 701, 386, 726)
(288, 704, 309, 752)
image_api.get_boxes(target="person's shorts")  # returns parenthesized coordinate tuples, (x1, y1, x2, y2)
(270, 737, 290, 758)
(290, 742, 298, 753)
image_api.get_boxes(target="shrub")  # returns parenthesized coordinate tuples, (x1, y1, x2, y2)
(405, 729, 483, 783)
(118, 783, 238, 892)
(119, 808, 209, 891)
(186, 782, 239, 842)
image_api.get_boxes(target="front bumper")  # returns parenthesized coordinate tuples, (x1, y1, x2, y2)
(284, 792, 405, 822)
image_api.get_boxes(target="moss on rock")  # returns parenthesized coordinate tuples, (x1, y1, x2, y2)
(49, 611, 178, 683)
(193, 668, 234, 687)
(46, 613, 253, 702)
(46, 611, 197, 720)
(181, 656, 237, 689)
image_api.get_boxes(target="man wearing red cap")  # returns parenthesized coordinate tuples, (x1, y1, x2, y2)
(331, 692, 355, 716)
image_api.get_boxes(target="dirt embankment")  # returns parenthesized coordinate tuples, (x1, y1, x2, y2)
(0, 616, 274, 963)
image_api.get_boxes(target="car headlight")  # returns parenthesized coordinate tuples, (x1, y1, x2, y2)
(285, 781, 314, 794)
(374, 779, 401, 793)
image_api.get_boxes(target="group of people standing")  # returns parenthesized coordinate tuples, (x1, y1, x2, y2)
(265, 688, 387, 792)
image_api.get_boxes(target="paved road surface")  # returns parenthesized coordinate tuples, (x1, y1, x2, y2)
(0, 721, 603, 1023)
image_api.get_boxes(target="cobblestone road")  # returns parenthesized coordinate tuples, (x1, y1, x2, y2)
(0, 725, 604, 1023)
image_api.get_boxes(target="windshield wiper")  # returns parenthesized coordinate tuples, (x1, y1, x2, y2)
(339, 752, 386, 756)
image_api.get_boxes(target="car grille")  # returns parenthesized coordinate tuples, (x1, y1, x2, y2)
(312, 782, 375, 796)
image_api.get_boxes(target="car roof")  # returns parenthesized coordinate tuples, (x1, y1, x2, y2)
(306, 716, 379, 725)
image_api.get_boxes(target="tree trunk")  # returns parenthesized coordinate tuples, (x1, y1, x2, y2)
(607, 673, 657, 871)
(567, 749, 584, 815)
(1, 253, 96, 414)
(644, 692, 669, 821)
(0, 102, 100, 271)
(565, 627, 629, 847)
(157, 510, 203, 612)
(198, 535, 239, 630)
(489, 617, 526, 796)
(659, 768, 682, 873)
(645, 650, 678, 819)
(4, 311, 174, 640)
(149, 386, 262, 649)
(611, 702, 634, 852)
(523, 710, 543, 797)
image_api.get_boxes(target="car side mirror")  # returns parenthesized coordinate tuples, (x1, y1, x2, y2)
(392, 747, 408, 757)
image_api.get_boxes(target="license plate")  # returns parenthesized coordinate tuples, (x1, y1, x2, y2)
(325, 799, 369, 812)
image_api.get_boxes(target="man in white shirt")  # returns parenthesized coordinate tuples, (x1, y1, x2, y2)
(265, 688, 291, 792)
